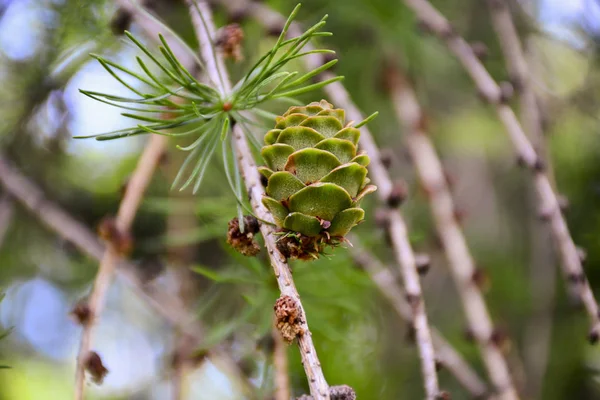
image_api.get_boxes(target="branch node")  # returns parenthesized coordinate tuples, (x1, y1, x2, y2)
(387, 180, 408, 208)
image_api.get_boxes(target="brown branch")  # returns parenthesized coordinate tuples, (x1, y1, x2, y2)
(74, 135, 167, 399)
(228, 3, 442, 398)
(400, 0, 600, 343)
(186, 1, 330, 398)
(349, 236, 489, 398)
(389, 70, 518, 399)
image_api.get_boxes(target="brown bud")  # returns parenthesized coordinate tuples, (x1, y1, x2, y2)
(499, 81, 514, 103)
(490, 327, 511, 353)
(380, 148, 394, 169)
(387, 180, 408, 208)
(110, 8, 132, 35)
(415, 253, 431, 275)
(472, 268, 490, 292)
(435, 359, 444, 371)
(567, 272, 586, 285)
(227, 216, 261, 257)
(533, 157, 545, 172)
(274, 295, 304, 343)
(436, 391, 452, 400)
(405, 293, 421, 308)
(97, 216, 133, 255)
(85, 351, 109, 385)
(329, 385, 357, 400)
(216, 24, 244, 62)
(70, 301, 92, 325)
(471, 41, 489, 60)
(589, 329, 599, 345)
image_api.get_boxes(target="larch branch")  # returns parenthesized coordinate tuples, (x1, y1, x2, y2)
(187, 1, 330, 398)
(389, 70, 518, 399)
(349, 236, 489, 398)
(225, 2, 445, 397)
(400, 0, 600, 343)
(0, 153, 255, 398)
(74, 135, 167, 400)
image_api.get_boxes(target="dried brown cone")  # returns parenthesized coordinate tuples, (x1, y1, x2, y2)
(216, 23, 244, 62)
(274, 295, 304, 344)
(84, 351, 109, 385)
(296, 385, 357, 400)
(227, 216, 261, 256)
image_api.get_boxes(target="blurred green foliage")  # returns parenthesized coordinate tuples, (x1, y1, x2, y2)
(2, 0, 600, 399)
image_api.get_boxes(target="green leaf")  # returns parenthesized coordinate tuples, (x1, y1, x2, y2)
(283, 213, 323, 236)
(262, 197, 289, 226)
(300, 116, 343, 138)
(314, 138, 356, 163)
(266, 171, 306, 201)
(284, 148, 341, 183)
(289, 183, 352, 221)
(334, 127, 361, 145)
(261, 143, 295, 171)
(274, 113, 309, 129)
(320, 163, 367, 197)
(276, 126, 325, 149)
(328, 208, 364, 236)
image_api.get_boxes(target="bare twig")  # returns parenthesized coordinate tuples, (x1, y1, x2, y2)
(272, 323, 291, 400)
(389, 70, 518, 399)
(349, 236, 489, 398)
(486, 3, 556, 395)
(187, 1, 329, 397)
(400, 0, 600, 343)
(229, 3, 441, 398)
(74, 135, 167, 399)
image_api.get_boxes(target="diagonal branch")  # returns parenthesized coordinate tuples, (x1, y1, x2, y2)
(73, 135, 167, 400)
(0, 152, 255, 398)
(388, 69, 518, 399)
(186, 1, 329, 398)
(486, 2, 556, 395)
(228, 2, 442, 397)
(399, 0, 600, 343)
(348, 235, 489, 398)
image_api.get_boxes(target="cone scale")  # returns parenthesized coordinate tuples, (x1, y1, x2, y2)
(259, 100, 377, 259)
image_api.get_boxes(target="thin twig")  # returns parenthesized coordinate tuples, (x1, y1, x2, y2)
(231, 3, 441, 398)
(74, 135, 167, 399)
(349, 236, 489, 398)
(389, 70, 518, 399)
(400, 0, 600, 343)
(187, 1, 330, 398)
(272, 323, 291, 400)
(486, 3, 556, 395)
(0, 153, 255, 397)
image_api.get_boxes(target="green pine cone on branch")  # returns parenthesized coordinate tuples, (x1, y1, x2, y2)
(259, 100, 377, 260)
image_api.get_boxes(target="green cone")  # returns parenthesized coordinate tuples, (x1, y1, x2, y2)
(260, 100, 376, 256)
